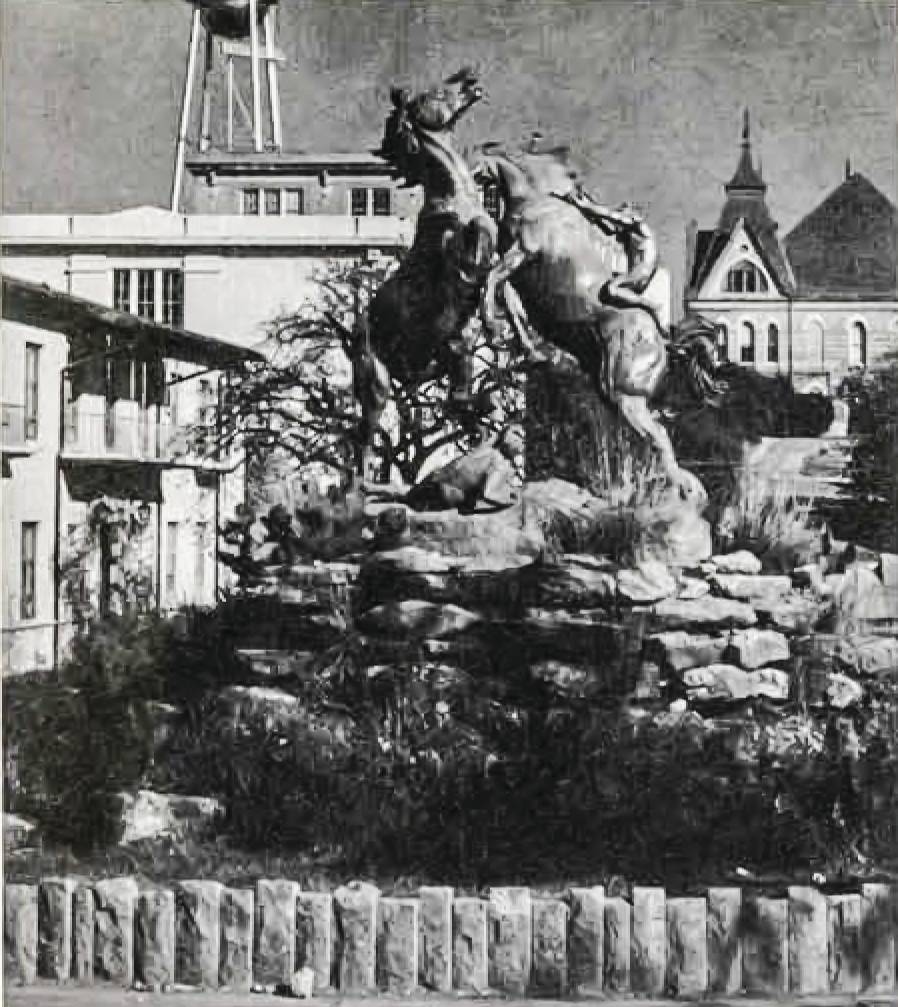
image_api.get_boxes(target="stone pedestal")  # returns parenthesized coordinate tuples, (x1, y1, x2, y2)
(603, 896, 631, 992)
(418, 886, 453, 991)
(531, 899, 568, 995)
(568, 886, 604, 993)
(38, 877, 76, 980)
(631, 886, 666, 994)
(72, 885, 95, 982)
(94, 877, 138, 986)
(452, 898, 488, 992)
(377, 898, 418, 992)
(219, 887, 254, 991)
(861, 883, 896, 993)
(4, 883, 38, 985)
(296, 891, 333, 992)
(827, 893, 861, 994)
(176, 880, 222, 989)
(743, 897, 788, 994)
(334, 881, 378, 992)
(788, 886, 828, 994)
(665, 897, 707, 997)
(255, 879, 298, 987)
(488, 887, 531, 995)
(136, 888, 175, 988)
(707, 887, 741, 994)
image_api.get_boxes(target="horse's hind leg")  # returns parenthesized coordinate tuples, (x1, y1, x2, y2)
(615, 392, 679, 477)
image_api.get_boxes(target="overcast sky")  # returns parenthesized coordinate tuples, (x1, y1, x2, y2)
(3, 0, 896, 297)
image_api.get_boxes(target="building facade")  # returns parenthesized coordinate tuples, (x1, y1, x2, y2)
(685, 112, 897, 394)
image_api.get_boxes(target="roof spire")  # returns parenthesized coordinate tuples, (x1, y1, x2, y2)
(726, 107, 765, 194)
(845, 156, 852, 180)
(742, 107, 751, 146)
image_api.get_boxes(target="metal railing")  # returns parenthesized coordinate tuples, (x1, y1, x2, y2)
(61, 405, 196, 463)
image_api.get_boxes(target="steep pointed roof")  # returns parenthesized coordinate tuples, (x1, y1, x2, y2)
(725, 110, 766, 193)
(784, 171, 897, 299)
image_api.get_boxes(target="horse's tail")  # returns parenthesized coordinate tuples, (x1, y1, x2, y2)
(669, 312, 726, 402)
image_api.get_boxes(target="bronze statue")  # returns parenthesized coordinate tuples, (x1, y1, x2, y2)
(352, 71, 497, 463)
(474, 147, 718, 483)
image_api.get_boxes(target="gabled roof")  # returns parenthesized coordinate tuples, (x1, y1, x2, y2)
(688, 219, 793, 297)
(784, 172, 897, 299)
(1, 273, 263, 367)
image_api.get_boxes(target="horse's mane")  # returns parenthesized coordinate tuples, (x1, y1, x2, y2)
(670, 312, 723, 400)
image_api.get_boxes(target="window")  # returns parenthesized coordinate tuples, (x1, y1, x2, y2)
(740, 321, 756, 364)
(194, 522, 208, 595)
(24, 343, 40, 440)
(849, 321, 867, 368)
(166, 522, 179, 602)
(715, 324, 729, 363)
(242, 188, 260, 215)
(113, 269, 131, 313)
(137, 269, 155, 320)
(725, 260, 769, 294)
(20, 523, 37, 620)
(767, 323, 779, 364)
(482, 182, 501, 222)
(264, 188, 281, 216)
(286, 189, 304, 215)
(350, 187, 369, 216)
(162, 269, 184, 329)
(805, 319, 824, 367)
(372, 188, 391, 216)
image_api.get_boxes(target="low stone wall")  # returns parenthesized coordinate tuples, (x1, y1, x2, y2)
(5, 878, 896, 997)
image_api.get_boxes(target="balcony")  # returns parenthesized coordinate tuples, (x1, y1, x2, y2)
(1, 403, 37, 457)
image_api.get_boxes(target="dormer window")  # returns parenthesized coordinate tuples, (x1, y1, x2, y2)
(725, 260, 768, 294)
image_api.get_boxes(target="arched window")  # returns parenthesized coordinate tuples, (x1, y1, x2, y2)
(740, 321, 756, 364)
(805, 319, 824, 368)
(715, 323, 729, 363)
(725, 260, 768, 294)
(767, 323, 779, 364)
(849, 320, 867, 368)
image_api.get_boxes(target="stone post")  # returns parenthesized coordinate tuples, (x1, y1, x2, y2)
(666, 897, 708, 997)
(860, 882, 896, 993)
(531, 898, 568, 995)
(418, 886, 453, 991)
(603, 896, 631, 992)
(452, 897, 488, 992)
(743, 897, 788, 994)
(631, 886, 666, 994)
(72, 884, 95, 982)
(488, 887, 532, 995)
(296, 891, 333, 992)
(788, 886, 828, 994)
(136, 888, 175, 988)
(176, 880, 222, 989)
(377, 897, 419, 993)
(94, 877, 138, 986)
(255, 879, 298, 988)
(707, 887, 741, 994)
(219, 887, 254, 991)
(568, 886, 604, 994)
(827, 893, 861, 994)
(4, 883, 38, 985)
(334, 880, 378, 992)
(38, 877, 76, 980)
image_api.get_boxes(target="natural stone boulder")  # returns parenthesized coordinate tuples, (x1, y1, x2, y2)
(647, 631, 728, 672)
(358, 600, 481, 638)
(677, 577, 710, 600)
(712, 573, 792, 602)
(651, 597, 757, 630)
(617, 561, 677, 604)
(530, 661, 596, 698)
(754, 593, 826, 632)
(710, 550, 763, 575)
(725, 629, 790, 670)
(831, 565, 898, 633)
(119, 790, 222, 845)
(682, 665, 790, 703)
(824, 673, 865, 709)
(528, 557, 617, 609)
(798, 633, 898, 677)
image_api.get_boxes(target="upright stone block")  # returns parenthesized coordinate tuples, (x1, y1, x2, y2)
(632, 886, 666, 994)
(377, 898, 419, 993)
(707, 887, 741, 994)
(136, 888, 175, 988)
(38, 876, 76, 980)
(568, 886, 604, 994)
(418, 886, 452, 991)
(788, 885, 828, 994)
(603, 896, 631, 992)
(334, 881, 378, 992)
(666, 897, 708, 997)
(176, 880, 222, 989)
(861, 882, 896, 993)
(255, 879, 298, 987)
(531, 899, 568, 995)
(4, 883, 38, 985)
(94, 877, 138, 986)
(296, 891, 333, 993)
(488, 887, 532, 995)
(452, 897, 488, 992)
(72, 884, 95, 982)
(219, 887, 254, 991)
(743, 897, 788, 994)
(827, 893, 861, 994)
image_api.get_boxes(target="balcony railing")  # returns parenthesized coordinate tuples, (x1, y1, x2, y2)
(61, 403, 208, 465)
(1, 403, 37, 453)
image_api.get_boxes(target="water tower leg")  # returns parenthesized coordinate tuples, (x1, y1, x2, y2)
(248, 0, 263, 152)
(171, 6, 202, 213)
(264, 6, 282, 151)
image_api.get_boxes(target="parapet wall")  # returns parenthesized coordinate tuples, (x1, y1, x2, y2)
(5, 878, 896, 997)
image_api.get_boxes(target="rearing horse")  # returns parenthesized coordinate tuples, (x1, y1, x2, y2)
(476, 149, 717, 483)
(351, 72, 497, 465)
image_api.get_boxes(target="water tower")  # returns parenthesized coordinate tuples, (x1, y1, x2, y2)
(171, 0, 284, 211)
